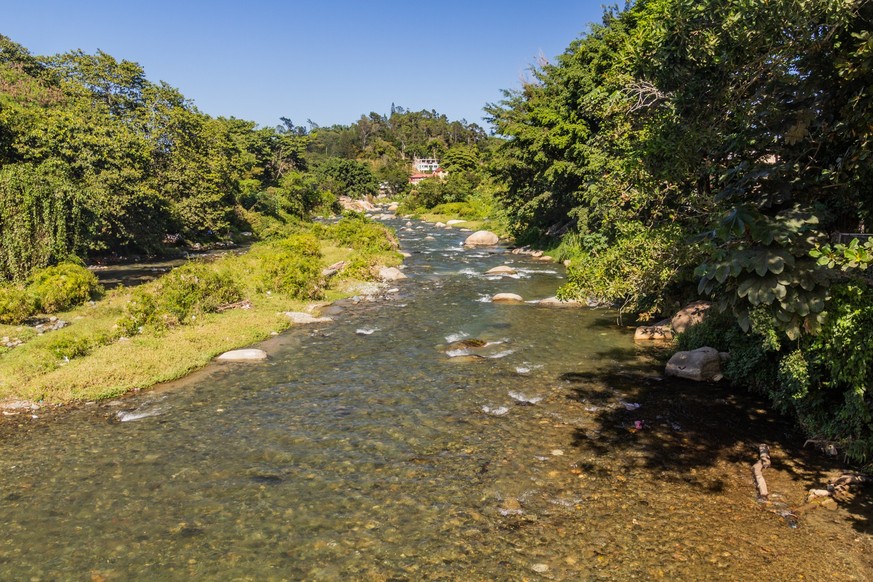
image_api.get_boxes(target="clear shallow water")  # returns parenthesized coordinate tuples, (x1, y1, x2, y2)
(1, 218, 872, 580)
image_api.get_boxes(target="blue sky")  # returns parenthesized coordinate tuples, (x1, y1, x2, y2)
(3, 1, 607, 129)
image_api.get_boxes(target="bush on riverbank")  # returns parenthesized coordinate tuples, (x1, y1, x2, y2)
(679, 282, 873, 464)
(0, 263, 103, 324)
(256, 234, 324, 299)
(28, 263, 103, 313)
(118, 263, 243, 334)
(0, 284, 36, 325)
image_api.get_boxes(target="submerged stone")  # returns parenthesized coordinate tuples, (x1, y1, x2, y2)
(492, 293, 523, 303)
(486, 265, 517, 275)
(284, 312, 333, 324)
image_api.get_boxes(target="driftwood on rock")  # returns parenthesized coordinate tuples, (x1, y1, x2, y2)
(752, 444, 771, 501)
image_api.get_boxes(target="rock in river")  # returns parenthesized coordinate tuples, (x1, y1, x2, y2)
(216, 349, 268, 362)
(492, 293, 524, 303)
(536, 296, 583, 307)
(464, 230, 500, 246)
(486, 265, 517, 276)
(671, 300, 711, 334)
(665, 346, 722, 381)
(378, 266, 408, 281)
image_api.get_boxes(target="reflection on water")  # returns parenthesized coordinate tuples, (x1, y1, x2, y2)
(1, 217, 871, 580)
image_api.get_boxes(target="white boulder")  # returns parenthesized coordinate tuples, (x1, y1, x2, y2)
(665, 346, 723, 381)
(464, 230, 500, 246)
(216, 349, 268, 362)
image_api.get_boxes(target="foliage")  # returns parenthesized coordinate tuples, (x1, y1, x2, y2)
(0, 161, 87, 281)
(696, 206, 830, 339)
(27, 262, 103, 313)
(0, 284, 37, 324)
(811, 237, 873, 273)
(558, 221, 696, 317)
(315, 157, 378, 199)
(326, 214, 399, 254)
(486, 0, 873, 460)
(256, 234, 324, 299)
(118, 262, 242, 332)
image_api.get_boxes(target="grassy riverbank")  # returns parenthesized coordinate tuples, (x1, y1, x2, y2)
(0, 216, 401, 404)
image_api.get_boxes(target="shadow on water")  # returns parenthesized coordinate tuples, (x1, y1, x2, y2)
(562, 363, 873, 533)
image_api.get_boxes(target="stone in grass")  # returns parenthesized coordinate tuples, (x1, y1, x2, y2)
(216, 349, 268, 362)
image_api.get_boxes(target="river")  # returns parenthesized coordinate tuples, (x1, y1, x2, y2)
(1, 217, 870, 580)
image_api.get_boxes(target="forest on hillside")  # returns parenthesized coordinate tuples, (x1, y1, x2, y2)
(0, 34, 496, 281)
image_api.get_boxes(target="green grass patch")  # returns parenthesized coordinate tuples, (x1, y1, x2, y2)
(0, 219, 400, 404)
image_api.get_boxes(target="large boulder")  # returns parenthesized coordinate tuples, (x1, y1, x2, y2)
(378, 266, 408, 281)
(464, 230, 500, 246)
(665, 346, 722, 381)
(671, 300, 712, 334)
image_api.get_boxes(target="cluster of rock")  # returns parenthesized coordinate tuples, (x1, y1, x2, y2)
(509, 246, 554, 262)
(2, 336, 23, 348)
(633, 300, 731, 382)
(33, 316, 68, 334)
(338, 196, 378, 213)
(633, 300, 711, 342)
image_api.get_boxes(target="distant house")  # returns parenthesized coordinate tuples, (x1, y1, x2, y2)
(409, 173, 431, 185)
(409, 168, 448, 185)
(413, 157, 440, 172)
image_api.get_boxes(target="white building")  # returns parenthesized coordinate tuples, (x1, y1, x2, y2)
(413, 157, 440, 172)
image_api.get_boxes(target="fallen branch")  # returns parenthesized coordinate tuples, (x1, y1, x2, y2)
(752, 444, 771, 501)
(216, 299, 252, 312)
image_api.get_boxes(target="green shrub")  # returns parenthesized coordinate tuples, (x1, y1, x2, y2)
(428, 201, 486, 220)
(28, 263, 103, 313)
(558, 221, 698, 318)
(257, 234, 324, 299)
(118, 262, 242, 331)
(0, 284, 37, 324)
(117, 287, 158, 336)
(46, 334, 94, 360)
(328, 214, 398, 253)
(158, 263, 242, 324)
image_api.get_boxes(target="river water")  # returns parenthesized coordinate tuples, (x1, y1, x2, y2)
(1, 218, 871, 580)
